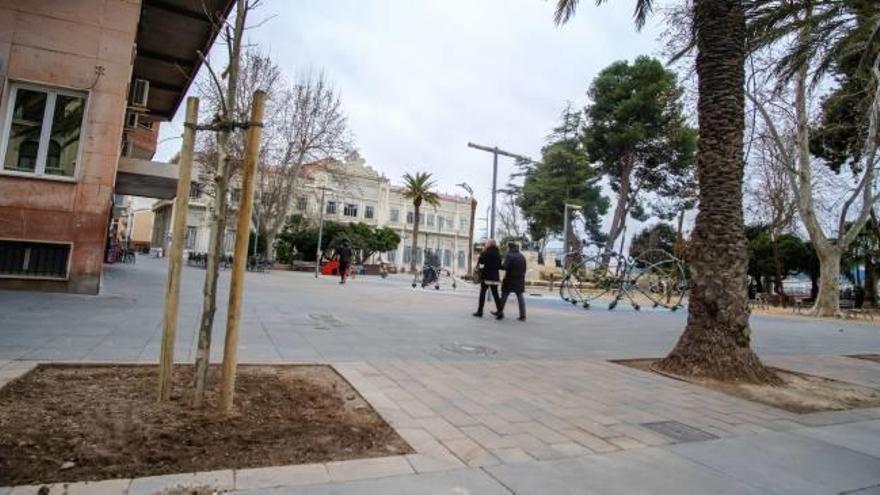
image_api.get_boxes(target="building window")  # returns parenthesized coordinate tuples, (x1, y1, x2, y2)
(296, 196, 307, 211)
(426, 214, 435, 227)
(419, 213, 425, 224)
(1, 84, 86, 178)
(458, 250, 466, 269)
(326, 201, 337, 214)
(386, 250, 396, 263)
(406, 211, 414, 224)
(365, 205, 374, 219)
(438, 216, 444, 231)
(344, 203, 358, 217)
(230, 188, 241, 203)
(0, 240, 71, 279)
(189, 182, 202, 199)
(416, 247, 423, 264)
(185, 226, 197, 250)
(460, 218, 468, 231)
(403, 245, 412, 264)
(443, 249, 451, 267)
(390, 208, 400, 223)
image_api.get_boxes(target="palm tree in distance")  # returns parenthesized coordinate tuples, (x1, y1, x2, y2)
(401, 172, 441, 273)
(554, 0, 779, 383)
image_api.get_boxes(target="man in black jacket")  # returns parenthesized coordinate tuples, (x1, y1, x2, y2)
(496, 242, 527, 321)
(336, 239, 353, 284)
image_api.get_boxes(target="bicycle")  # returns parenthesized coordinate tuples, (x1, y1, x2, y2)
(559, 243, 688, 311)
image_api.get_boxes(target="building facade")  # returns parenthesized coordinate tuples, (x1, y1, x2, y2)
(0, 0, 234, 293)
(295, 155, 474, 274)
(157, 155, 475, 273)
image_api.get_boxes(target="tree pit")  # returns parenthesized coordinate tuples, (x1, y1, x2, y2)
(0, 364, 411, 486)
(614, 359, 880, 414)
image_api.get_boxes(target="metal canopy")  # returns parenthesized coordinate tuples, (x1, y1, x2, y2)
(132, 0, 236, 121)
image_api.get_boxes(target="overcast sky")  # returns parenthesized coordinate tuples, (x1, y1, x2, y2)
(156, 0, 668, 243)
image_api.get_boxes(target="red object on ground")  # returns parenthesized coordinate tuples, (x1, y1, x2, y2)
(321, 260, 339, 275)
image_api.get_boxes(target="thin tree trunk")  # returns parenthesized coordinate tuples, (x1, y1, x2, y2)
(656, 0, 778, 384)
(675, 209, 685, 259)
(604, 159, 632, 256)
(410, 203, 421, 272)
(193, 0, 247, 406)
(770, 231, 785, 298)
(812, 248, 842, 317)
(467, 198, 476, 275)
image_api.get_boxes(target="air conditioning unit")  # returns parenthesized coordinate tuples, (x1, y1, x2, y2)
(124, 110, 140, 131)
(130, 78, 149, 108)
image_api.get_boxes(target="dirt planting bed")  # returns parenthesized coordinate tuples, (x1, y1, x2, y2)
(0, 364, 411, 486)
(614, 359, 880, 414)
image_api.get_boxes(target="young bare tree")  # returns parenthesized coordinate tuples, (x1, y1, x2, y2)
(745, 131, 797, 295)
(255, 73, 352, 261)
(191, 0, 264, 406)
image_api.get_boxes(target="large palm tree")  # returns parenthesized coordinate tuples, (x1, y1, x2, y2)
(556, 0, 778, 383)
(401, 172, 441, 272)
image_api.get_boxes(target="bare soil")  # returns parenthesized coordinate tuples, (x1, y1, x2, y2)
(615, 359, 880, 414)
(848, 354, 880, 364)
(0, 364, 411, 486)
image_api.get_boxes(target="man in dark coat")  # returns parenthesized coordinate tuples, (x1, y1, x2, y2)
(473, 239, 502, 317)
(496, 241, 527, 321)
(336, 239, 353, 284)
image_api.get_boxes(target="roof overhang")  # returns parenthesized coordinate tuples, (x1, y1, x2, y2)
(115, 157, 180, 200)
(132, 0, 236, 122)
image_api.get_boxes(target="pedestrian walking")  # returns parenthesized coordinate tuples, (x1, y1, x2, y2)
(496, 241, 527, 321)
(336, 239, 353, 284)
(473, 239, 502, 317)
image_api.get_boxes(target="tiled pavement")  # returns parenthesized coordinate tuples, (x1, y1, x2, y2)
(2, 258, 880, 493)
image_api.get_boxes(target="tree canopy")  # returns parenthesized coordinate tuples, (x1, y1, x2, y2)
(516, 106, 609, 251)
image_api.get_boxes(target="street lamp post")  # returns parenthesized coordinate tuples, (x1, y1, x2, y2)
(563, 203, 582, 255)
(315, 186, 328, 278)
(466, 142, 533, 239)
(456, 182, 476, 275)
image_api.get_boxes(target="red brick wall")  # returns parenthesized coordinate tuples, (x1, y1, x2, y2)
(0, 1, 141, 294)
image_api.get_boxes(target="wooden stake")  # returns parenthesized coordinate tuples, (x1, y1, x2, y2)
(219, 90, 266, 412)
(157, 96, 199, 401)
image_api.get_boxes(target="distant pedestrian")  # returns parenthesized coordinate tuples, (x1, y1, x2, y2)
(473, 239, 502, 317)
(496, 241, 527, 321)
(336, 239, 353, 284)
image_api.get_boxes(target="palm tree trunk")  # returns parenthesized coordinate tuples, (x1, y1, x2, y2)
(410, 204, 421, 272)
(656, 0, 778, 384)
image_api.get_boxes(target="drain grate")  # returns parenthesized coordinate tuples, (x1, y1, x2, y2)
(440, 343, 498, 357)
(307, 313, 344, 330)
(640, 421, 718, 443)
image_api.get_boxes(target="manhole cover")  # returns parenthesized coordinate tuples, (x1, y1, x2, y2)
(307, 313, 344, 330)
(440, 343, 497, 357)
(640, 421, 718, 443)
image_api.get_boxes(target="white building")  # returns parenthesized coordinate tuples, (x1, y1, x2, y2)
(151, 155, 474, 273)
(296, 155, 474, 273)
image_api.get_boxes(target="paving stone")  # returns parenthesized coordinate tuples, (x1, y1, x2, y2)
(793, 420, 880, 458)
(606, 435, 645, 450)
(440, 437, 500, 467)
(235, 463, 329, 490)
(58, 479, 131, 495)
(326, 456, 413, 482)
(669, 431, 880, 494)
(551, 442, 593, 457)
(404, 453, 462, 473)
(558, 428, 620, 453)
(415, 416, 465, 441)
(486, 446, 768, 495)
(127, 470, 233, 495)
(233, 467, 511, 494)
(491, 447, 535, 464)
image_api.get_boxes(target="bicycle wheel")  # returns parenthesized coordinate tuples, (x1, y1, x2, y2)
(630, 250, 688, 310)
(561, 255, 618, 307)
